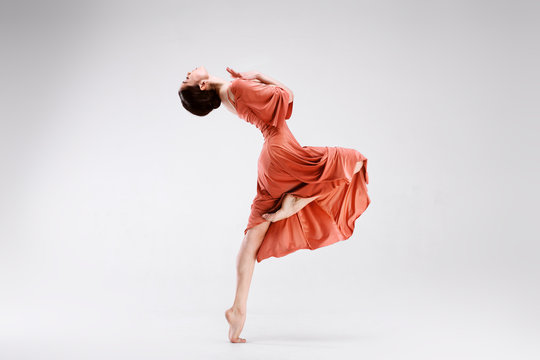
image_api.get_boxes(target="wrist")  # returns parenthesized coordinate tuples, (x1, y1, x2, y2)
(258, 75, 273, 85)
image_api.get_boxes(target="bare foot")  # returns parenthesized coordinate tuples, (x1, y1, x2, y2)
(262, 194, 297, 222)
(225, 308, 247, 343)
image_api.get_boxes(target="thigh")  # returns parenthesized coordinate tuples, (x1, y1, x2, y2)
(243, 221, 271, 252)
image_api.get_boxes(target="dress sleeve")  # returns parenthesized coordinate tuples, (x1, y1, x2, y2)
(232, 79, 293, 128)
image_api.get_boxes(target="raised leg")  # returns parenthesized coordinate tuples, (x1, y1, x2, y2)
(262, 161, 364, 223)
(225, 220, 271, 343)
(354, 160, 364, 174)
(262, 193, 320, 222)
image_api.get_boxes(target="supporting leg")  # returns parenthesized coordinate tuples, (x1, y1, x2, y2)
(225, 220, 270, 343)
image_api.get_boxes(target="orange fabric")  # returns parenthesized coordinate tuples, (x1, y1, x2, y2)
(230, 78, 370, 262)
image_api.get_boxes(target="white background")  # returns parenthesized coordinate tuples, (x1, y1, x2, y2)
(1, 0, 538, 358)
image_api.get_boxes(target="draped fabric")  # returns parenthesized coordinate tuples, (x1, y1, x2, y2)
(229, 78, 370, 262)
(230, 79, 293, 138)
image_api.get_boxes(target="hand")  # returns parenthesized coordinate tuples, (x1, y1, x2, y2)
(227, 67, 260, 80)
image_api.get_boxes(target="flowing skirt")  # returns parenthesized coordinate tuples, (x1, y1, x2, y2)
(244, 126, 371, 262)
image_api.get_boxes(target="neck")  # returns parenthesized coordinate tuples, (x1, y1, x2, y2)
(207, 75, 233, 105)
(207, 75, 229, 91)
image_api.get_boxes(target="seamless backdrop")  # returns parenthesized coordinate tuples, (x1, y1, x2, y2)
(1, 0, 539, 359)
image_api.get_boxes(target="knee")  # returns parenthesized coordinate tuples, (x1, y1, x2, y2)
(241, 223, 269, 251)
(354, 161, 364, 174)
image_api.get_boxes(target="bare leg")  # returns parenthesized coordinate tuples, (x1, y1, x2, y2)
(262, 161, 364, 223)
(262, 193, 320, 222)
(225, 220, 270, 343)
(354, 160, 364, 174)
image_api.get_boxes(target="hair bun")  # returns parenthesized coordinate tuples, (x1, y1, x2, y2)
(211, 97, 221, 109)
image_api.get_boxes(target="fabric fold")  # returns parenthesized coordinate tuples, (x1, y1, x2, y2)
(230, 78, 371, 262)
(231, 79, 291, 137)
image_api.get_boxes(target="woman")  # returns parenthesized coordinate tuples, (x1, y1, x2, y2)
(178, 66, 370, 343)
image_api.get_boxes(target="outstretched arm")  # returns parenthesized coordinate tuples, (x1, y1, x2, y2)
(256, 72, 294, 104)
(227, 67, 294, 104)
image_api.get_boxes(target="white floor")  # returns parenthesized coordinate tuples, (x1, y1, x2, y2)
(2, 299, 537, 360)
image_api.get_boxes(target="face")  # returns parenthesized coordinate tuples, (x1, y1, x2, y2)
(181, 66, 209, 89)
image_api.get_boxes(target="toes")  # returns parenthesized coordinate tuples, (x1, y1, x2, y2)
(230, 337, 246, 343)
(262, 213, 273, 222)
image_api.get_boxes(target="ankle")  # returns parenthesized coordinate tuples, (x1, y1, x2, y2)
(231, 306, 246, 315)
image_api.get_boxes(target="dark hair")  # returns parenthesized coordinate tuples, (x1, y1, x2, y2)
(178, 84, 221, 116)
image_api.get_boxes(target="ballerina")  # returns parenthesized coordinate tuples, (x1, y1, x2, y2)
(178, 66, 370, 343)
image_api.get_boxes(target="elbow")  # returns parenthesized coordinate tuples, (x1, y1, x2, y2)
(276, 84, 294, 103)
(288, 90, 294, 103)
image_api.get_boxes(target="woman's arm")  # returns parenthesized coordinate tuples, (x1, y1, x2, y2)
(256, 73, 294, 103)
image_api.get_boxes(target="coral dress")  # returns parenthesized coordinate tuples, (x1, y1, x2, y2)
(228, 78, 371, 262)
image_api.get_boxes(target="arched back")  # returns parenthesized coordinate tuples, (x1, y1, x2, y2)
(230, 79, 293, 137)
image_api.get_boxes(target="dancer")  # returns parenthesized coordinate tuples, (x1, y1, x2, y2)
(178, 66, 370, 343)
